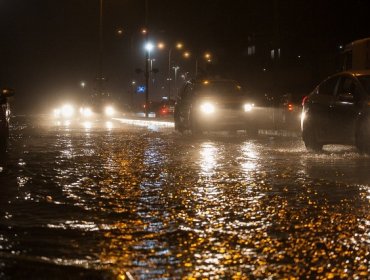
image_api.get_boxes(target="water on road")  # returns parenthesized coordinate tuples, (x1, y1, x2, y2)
(1, 116, 370, 279)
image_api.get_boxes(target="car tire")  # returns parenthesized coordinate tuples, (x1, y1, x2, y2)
(302, 119, 323, 152)
(355, 118, 370, 154)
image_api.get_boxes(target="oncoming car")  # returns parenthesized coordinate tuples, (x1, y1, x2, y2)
(52, 103, 117, 120)
(0, 88, 15, 153)
(174, 79, 255, 133)
(301, 70, 370, 153)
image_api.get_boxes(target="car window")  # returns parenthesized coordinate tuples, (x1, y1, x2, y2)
(358, 76, 370, 95)
(194, 80, 244, 96)
(337, 77, 360, 98)
(318, 77, 339, 95)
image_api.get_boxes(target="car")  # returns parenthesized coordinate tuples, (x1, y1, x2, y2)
(156, 99, 175, 118)
(174, 79, 255, 134)
(0, 88, 15, 153)
(301, 70, 370, 153)
(277, 93, 305, 130)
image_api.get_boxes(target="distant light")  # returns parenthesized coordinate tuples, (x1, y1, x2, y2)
(297, 55, 301, 59)
(131, 81, 136, 85)
(145, 42, 154, 52)
(243, 103, 254, 112)
(80, 81, 86, 88)
(183, 51, 190, 58)
(200, 102, 215, 114)
(339, 45, 343, 50)
(157, 42, 165, 49)
(61, 104, 74, 118)
(116, 28, 124, 36)
(105, 106, 115, 116)
(141, 28, 147, 34)
(176, 43, 183, 49)
(263, 68, 267, 72)
(204, 53, 211, 59)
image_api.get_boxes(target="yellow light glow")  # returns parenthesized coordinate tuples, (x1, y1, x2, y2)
(61, 104, 74, 118)
(243, 103, 254, 112)
(200, 102, 215, 114)
(183, 51, 190, 58)
(176, 43, 183, 49)
(157, 42, 165, 49)
(105, 106, 115, 116)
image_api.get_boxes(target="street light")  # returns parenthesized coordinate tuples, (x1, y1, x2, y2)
(165, 42, 184, 100)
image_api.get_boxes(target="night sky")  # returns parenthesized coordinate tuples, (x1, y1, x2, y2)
(0, 0, 369, 112)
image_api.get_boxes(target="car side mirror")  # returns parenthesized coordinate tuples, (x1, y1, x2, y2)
(1, 88, 15, 98)
(338, 92, 354, 103)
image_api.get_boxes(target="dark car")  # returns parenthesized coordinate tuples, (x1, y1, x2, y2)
(156, 99, 175, 118)
(301, 70, 370, 153)
(174, 79, 255, 133)
(0, 88, 15, 153)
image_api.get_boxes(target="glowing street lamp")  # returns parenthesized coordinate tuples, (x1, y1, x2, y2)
(145, 42, 154, 52)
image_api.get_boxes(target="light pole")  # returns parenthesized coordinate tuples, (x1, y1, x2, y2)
(144, 42, 153, 118)
(173, 66, 180, 98)
(98, 0, 104, 96)
(144, 0, 149, 118)
(166, 42, 183, 100)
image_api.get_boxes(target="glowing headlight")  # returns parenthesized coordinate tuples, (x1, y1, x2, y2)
(200, 102, 215, 114)
(80, 107, 93, 118)
(61, 104, 74, 118)
(243, 103, 254, 112)
(104, 106, 115, 116)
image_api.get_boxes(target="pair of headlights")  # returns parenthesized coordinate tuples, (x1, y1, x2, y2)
(199, 102, 254, 114)
(53, 104, 116, 118)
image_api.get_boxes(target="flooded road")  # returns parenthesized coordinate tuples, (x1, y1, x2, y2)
(1, 116, 370, 279)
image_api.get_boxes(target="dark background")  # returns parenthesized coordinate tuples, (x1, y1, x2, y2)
(0, 0, 369, 112)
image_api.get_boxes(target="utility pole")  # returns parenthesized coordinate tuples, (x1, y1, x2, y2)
(144, 0, 149, 117)
(98, 0, 104, 97)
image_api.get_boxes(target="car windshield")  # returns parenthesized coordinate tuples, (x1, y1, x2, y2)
(358, 75, 370, 95)
(195, 80, 244, 96)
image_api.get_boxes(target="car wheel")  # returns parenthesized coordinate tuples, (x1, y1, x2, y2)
(302, 119, 323, 152)
(355, 118, 370, 154)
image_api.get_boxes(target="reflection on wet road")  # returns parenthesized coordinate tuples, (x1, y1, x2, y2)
(1, 116, 370, 279)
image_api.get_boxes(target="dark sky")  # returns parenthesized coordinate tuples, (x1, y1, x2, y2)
(0, 0, 369, 111)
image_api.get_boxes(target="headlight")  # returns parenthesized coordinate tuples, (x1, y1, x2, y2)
(61, 104, 74, 118)
(243, 103, 254, 112)
(80, 107, 93, 118)
(104, 106, 115, 116)
(200, 102, 215, 114)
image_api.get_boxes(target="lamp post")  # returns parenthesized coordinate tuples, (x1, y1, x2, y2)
(144, 42, 153, 118)
(98, 0, 104, 96)
(173, 66, 180, 97)
(166, 42, 183, 100)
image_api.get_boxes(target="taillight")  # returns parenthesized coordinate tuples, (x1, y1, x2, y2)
(302, 96, 309, 106)
(288, 103, 293, 111)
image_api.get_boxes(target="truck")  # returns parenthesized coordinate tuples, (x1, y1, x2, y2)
(342, 37, 370, 71)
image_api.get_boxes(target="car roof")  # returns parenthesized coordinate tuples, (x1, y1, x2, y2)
(195, 79, 239, 84)
(337, 70, 370, 77)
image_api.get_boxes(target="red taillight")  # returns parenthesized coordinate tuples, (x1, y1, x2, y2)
(288, 103, 293, 111)
(302, 96, 309, 106)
